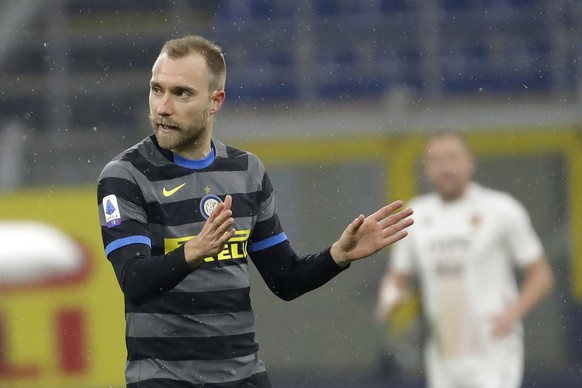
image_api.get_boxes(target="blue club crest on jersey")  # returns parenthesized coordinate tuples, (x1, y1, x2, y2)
(200, 194, 222, 219)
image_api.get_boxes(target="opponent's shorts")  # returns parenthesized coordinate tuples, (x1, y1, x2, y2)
(425, 334, 523, 388)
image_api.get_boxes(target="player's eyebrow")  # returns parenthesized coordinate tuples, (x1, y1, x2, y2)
(149, 81, 198, 95)
(149, 80, 161, 89)
(171, 85, 197, 95)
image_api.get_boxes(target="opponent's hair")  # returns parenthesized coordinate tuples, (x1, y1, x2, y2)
(426, 129, 472, 153)
(160, 35, 226, 92)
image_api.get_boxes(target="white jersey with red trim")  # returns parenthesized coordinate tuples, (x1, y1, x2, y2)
(391, 183, 543, 359)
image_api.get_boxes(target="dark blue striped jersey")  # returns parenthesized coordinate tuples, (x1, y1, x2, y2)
(97, 135, 286, 387)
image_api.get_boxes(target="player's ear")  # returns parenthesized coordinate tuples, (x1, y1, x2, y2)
(209, 90, 225, 115)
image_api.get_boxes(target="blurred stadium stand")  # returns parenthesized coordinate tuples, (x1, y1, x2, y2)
(0, 0, 580, 188)
(1, 0, 581, 134)
(1, 1, 582, 387)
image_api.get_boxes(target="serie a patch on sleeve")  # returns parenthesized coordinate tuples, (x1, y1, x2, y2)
(103, 194, 122, 228)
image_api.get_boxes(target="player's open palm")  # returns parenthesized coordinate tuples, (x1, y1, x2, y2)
(330, 200, 413, 267)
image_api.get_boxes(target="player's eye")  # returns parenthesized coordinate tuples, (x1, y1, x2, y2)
(150, 85, 162, 94)
(177, 89, 193, 98)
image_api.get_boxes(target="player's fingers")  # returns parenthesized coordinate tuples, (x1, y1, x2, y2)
(382, 218, 414, 239)
(214, 215, 235, 237)
(491, 324, 506, 338)
(205, 208, 230, 232)
(346, 214, 365, 234)
(381, 209, 414, 230)
(207, 202, 226, 222)
(223, 194, 232, 210)
(381, 230, 409, 247)
(369, 200, 404, 222)
(207, 195, 232, 222)
(380, 207, 413, 228)
(381, 218, 413, 243)
(217, 228, 236, 246)
(215, 207, 233, 223)
(489, 315, 511, 338)
(202, 208, 232, 239)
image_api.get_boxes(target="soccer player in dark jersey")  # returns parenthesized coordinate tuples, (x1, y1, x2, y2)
(97, 35, 414, 388)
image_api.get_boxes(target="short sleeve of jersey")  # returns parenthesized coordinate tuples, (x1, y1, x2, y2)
(390, 200, 417, 275)
(97, 160, 151, 257)
(502, 195, 544, 267)
(390, 228, 417, 275)
(248, 164, 287, 253)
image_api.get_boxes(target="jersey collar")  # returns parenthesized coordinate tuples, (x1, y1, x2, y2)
(172, 144, 216, 170)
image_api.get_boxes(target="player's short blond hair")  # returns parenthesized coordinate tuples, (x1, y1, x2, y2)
(160, 35, 226, 93)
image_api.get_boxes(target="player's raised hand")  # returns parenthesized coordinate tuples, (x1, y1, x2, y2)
(330, 200, 413, 267)
(184, 195, 236, 268)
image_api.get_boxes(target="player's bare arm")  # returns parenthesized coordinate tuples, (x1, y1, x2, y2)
(330, 200, 414, 267)
(183, 194, 236, 268)
(375, 271, 412, 322)
(490, 256, 554, 337)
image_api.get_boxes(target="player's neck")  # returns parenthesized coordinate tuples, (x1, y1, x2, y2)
(175, 142, 212, 160)
(439, 186, 470, 203)
(174, 125, 213, 160)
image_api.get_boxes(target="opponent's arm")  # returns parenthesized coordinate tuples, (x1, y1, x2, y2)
(375, 271, 412, 322)
(491, 256, 553, 337)
(490, 198, 554, 337)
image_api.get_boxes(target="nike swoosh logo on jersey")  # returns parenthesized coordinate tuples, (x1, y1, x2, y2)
(162, 183, 186, 197)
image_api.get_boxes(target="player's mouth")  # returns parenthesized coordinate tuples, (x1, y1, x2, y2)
(157, 123, 180, 133)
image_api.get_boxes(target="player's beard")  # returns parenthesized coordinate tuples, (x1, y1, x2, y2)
(150, 108, 210, 153)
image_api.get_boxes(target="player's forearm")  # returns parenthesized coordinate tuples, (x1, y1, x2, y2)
(108, 244, 192, 305)
(513, 258, 554, 319)
(252, 241, 348, 301)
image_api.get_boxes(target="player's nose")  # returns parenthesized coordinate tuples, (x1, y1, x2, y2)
(156, 93, 173, 115)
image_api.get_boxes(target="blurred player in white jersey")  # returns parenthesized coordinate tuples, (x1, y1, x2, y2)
(375, 131, 554, 388)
